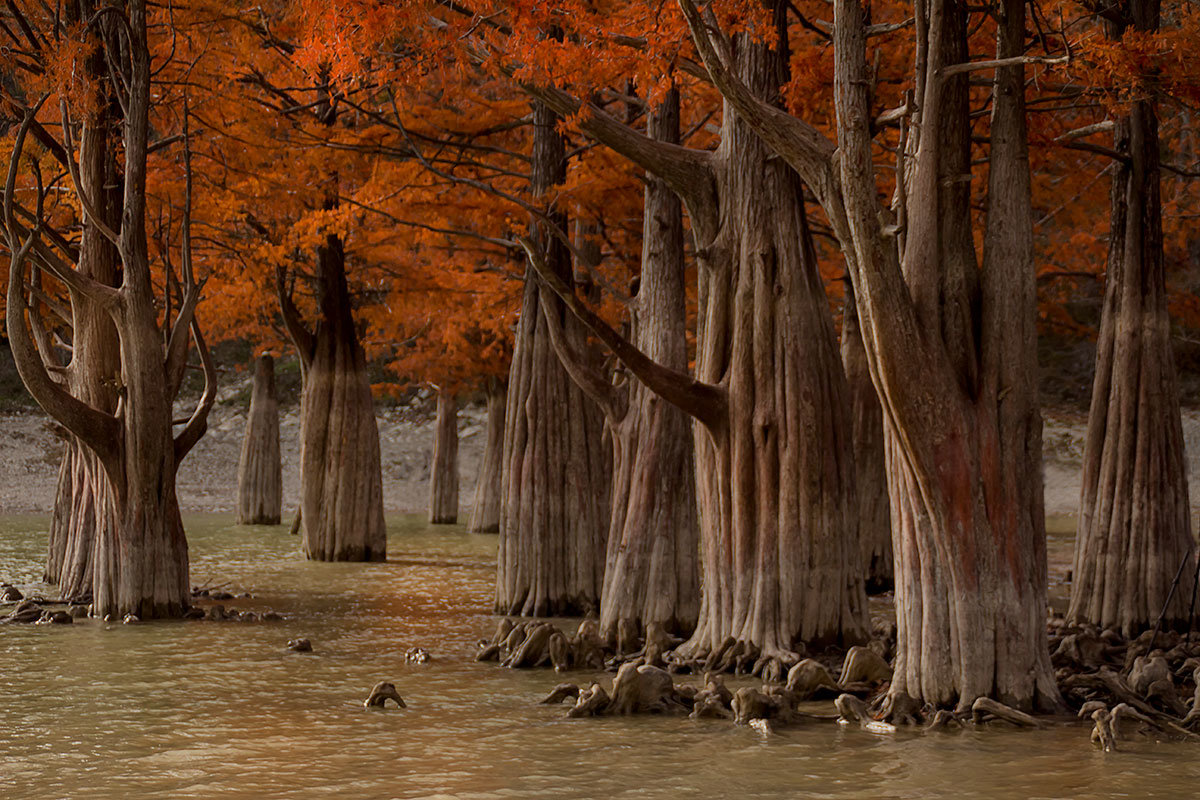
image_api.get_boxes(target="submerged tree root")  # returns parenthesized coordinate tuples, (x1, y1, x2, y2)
(503, 611, 1200, 748)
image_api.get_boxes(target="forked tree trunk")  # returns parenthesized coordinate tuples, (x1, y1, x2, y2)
(1070, 0, 1194, 635)
(282, 232, 387, 562)
(468, 378, 506, 533)
(496, 100, 610, 617)
(429, 390, 460, 524)
(6, 0, 211, 619)
(678, 0, 1061, 708)
(842, 282, 892, 594)
(236, 354, 282, 525)
(836, 0, 1058, 710)
(44, 116, 122, 601)
(537, 91, 700, 640)
(526, 23, 868, 656)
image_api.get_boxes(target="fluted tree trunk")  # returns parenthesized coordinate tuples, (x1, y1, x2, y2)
(429, 390, 460, 524)
(842, 282, 892, 594)
(237, 354, 282, 525)
(1069, 0, 1194, 636)
(279, 230, 386, 562)
(534, 90, 700, 641)
(524, 11, 867, 658)
(44, 107, 122, 602)
(676, 0, 1062, 710)
(468, 378, 506, 533)
(5, 0, 215, 619)
(495, 100, 611, 617)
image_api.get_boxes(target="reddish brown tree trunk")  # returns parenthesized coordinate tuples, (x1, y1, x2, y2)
(282, 232, 387, 562)
(599, 92, 699, 640)
(429, 389, 460, 524)
(237, 354, 282, 525)
(842, 282, 892, 594)
(1070, 0, 1194, 635)
(496, 100, 610, 617)
(468, 378, 506, 533)
(678, 0, 1061, 708)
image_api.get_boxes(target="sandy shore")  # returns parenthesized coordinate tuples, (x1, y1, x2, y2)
(1, 400, 1198, 522)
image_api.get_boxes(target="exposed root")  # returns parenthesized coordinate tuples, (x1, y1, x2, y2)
(970, 697, 1043, 728)
(364, 681, 406, 709)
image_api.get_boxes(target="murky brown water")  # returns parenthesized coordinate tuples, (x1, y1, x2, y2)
(1, 513, 1198, 799)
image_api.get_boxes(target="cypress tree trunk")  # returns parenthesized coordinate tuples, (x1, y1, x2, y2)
(842, 281, 892, 594)
(468, 378, 506, 533)
(599, 91, 699, 639)
(1069, 0, 1194, 635)
(44, 111, 122, 601)
(496, 100, 610, 617)
(429, 389, 460, 524)
(525, 19, 868, 657)
(536, 90, 700, 639)
(281, 232, 387, 562)
(5, 1, 213, 618)
(677, 0, 1062, 708)
(236, 354, 282, 525)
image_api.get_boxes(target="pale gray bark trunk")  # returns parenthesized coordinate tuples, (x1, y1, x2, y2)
(237, 354, 282, 525)
(468, 378, 506, 533)
(429, 390, 460, 524)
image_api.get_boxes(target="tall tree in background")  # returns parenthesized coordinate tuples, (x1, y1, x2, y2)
(429, 389, 460, 523)
(530, 88, 700, 640)
(237, 354, 283, 525)
(1069, 0, 1196, 635)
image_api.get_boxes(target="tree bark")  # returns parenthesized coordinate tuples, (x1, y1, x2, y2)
(524, 20, 868, 655)
(6, 1, 209, 618)
(496, 100, 611, 617)
(429, 389, 460, 524)
(282, 231, 387, 562)
(1069, 0, 1194, 636)
(539, 90, 701, 639)
(44, 110, 122, 601)
(236, 354, 283, 525)
(675, 0, 1062, 708)
(468, 378, 506, 533)
(841, 281, 892, 594)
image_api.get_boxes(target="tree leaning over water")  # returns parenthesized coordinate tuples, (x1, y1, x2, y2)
(2, 0, 215, 618)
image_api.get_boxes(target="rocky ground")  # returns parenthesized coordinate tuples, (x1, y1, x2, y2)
(1, 391, 1198, 520)
(0, 382, 488, 517)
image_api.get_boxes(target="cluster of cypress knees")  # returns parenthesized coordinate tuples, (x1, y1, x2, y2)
(468, 614, 1200, 751)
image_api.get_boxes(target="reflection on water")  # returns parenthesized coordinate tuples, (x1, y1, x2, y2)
(1, 513, 1198, 800)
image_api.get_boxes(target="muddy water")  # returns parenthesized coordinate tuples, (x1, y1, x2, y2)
(1, 513, 1198, 800)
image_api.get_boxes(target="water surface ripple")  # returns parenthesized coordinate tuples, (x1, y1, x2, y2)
(0, 514, 1196, 799)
